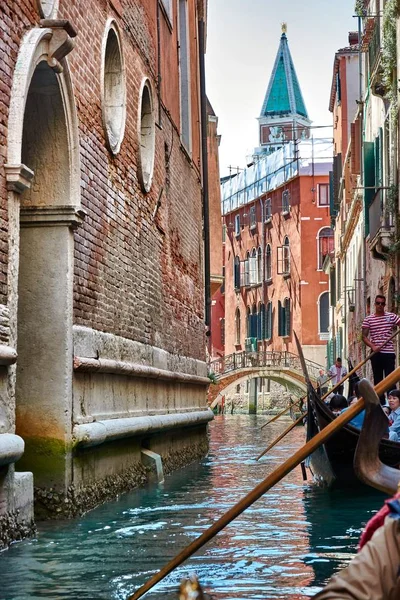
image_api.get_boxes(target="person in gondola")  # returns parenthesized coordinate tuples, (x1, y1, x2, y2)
(340, 395, 366, 429)
(362, 294, 400, 405)
(328, 358, 347, 395)
(329, 394, 348, 416)
(388, 390, 400, 442)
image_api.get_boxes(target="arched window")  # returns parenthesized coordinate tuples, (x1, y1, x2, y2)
(317, 227, 334, 270)
(249, 248, 257, 285)
(318, 291, 329, 337)
(244, 251, 250, 287)
(234, 256, 240, 290)
(265, 244, 272, 281)
(266, 301, 273, 339)
(265, 197, 272, 221)
(283, 237, 290, 275)
(278, 237, 290, 275)
(246, 306, 251, 338)
(235, 308, 241, 345)
(257, 247, 262, 284)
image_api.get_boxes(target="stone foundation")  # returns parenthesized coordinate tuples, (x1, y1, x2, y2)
(33, 424, 209, 520)
(0, 510, 36, 550)
(34, 462, 148, 520)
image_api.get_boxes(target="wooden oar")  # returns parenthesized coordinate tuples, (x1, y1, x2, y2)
(256, 332, 400, 464)
(257, 330, 400, 462)
(126, 366, 400, 600)
(256, 413, 305, 460)
(260, 399, 300, 429)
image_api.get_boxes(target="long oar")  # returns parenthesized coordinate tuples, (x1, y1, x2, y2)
(127, 366, 400, 600)
(260, 399, 301, 429)
(256, 413, 305, 460)
(322, 329, 400, 400)
(257, 330, 400, 461)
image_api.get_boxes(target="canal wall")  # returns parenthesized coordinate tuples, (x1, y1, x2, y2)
(0, 0, 214, 544)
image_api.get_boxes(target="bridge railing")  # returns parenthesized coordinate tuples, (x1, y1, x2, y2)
(209, 351, 322, 382)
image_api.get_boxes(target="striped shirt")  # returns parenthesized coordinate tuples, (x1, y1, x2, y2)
(362, 312, 400, 353)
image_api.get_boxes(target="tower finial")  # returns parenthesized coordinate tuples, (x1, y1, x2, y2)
(281, 22, 287, 34)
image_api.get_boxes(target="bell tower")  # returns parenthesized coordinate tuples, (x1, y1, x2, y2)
(254, 24, 312, 157)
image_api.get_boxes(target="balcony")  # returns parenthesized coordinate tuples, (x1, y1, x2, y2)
(368, 20, 386, 97)
(369, 189, 394, 260)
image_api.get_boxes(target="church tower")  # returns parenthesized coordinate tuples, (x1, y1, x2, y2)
(254, 24, 312, 157)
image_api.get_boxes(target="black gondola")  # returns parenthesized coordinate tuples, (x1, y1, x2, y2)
(292, 332, 400, 487)
(306, 386, 400, 486)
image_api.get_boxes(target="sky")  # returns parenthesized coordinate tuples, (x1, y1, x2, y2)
(205, 0, 356, 176)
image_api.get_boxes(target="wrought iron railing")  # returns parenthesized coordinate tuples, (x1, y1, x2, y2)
(209, 351, 322, 382)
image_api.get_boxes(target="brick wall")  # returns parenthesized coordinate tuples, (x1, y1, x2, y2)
(2, 0, 206, 361)
(60, 0, 205, 360)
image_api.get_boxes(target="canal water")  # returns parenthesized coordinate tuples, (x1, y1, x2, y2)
(1, 415, 386, 600)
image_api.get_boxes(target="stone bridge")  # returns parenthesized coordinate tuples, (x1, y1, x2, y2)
(208, 351, 322, 406)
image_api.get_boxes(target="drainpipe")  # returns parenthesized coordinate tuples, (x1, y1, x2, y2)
(198, 13, 211, 337)
(156, 0, 162, 128)
(358, 15, 367, 366)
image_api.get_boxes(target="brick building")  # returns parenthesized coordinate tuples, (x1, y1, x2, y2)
(219, 29, 333, 409)
(0, 0, 215, 546)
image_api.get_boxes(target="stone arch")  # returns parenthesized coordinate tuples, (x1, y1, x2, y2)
(6, 25, 83, 477)
(7, 27, 80, 209)
(208, 367, 308, 406)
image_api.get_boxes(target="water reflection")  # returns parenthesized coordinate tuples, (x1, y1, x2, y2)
(0, 415, 386, 599)
(303, 484, 385, 587)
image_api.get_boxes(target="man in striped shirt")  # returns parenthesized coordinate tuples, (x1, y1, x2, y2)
(362, 294, 400, 404)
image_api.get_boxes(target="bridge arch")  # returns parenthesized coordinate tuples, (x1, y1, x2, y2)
(208, 350, 322, 409)
(208, 367, 308, 407)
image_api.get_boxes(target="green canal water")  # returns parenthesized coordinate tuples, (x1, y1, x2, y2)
(0, 415, 386, 600)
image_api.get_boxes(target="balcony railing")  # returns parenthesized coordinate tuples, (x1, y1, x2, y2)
(209, 350, 322, 382)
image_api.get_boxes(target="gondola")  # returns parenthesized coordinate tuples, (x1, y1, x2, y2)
(306, 385, 400, 486)
(292, 332, 400, 487)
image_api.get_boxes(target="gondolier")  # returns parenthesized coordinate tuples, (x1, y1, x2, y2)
(362, 294, 400, 405)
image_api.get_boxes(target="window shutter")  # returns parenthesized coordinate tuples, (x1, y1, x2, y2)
(363, 141, 375, 235)
(350, 118, 361, 175)
(285, 299, 291, 336)
(278, 301, 283, 336)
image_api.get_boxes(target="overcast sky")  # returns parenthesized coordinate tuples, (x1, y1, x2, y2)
(205, 0, 356, 176)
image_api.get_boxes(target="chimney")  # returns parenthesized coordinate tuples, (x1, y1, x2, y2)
(348, 31, 359, 46)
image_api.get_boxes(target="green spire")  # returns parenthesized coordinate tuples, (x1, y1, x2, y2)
(260, 28, 308, 119)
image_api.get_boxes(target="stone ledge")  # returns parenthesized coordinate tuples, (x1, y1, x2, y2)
(73, 409, 214, 448)
(73, 326, 207, 378)
(0, 344, 17, 365)
(73, 355, 210, 386)
(0, 434, 25, 467)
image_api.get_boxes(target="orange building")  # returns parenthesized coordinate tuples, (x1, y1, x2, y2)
(221, 30, 333, 367)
